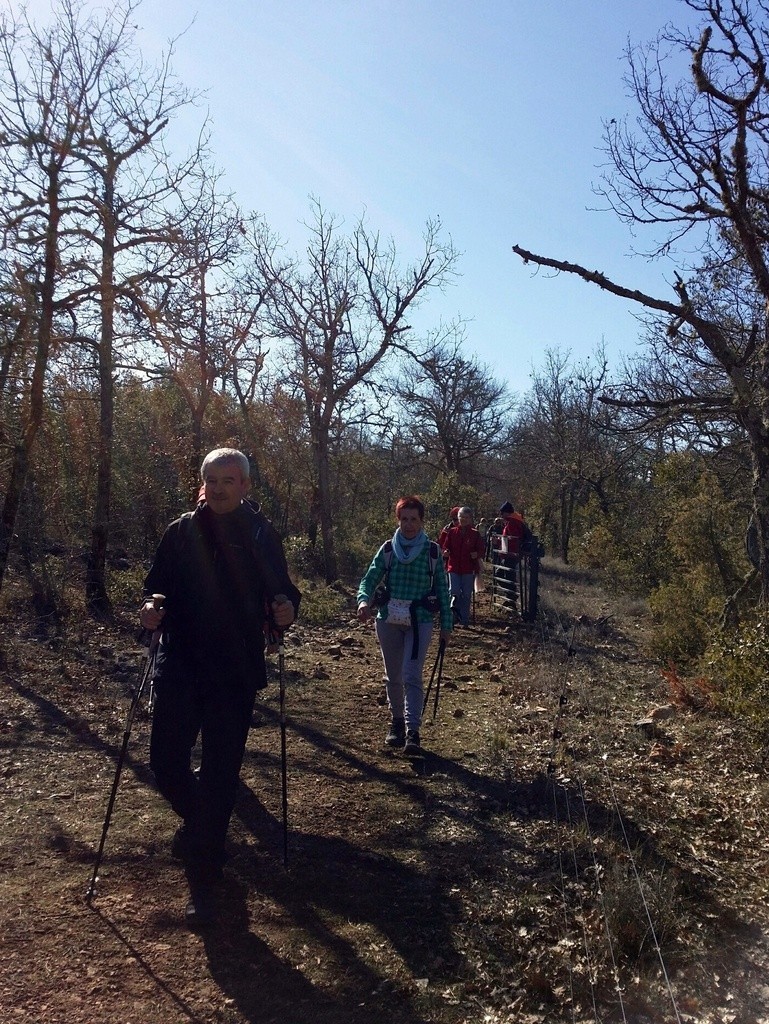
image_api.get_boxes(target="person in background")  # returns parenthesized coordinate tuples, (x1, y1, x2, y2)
(357, 496, 452, 756)
(438, 506, 460, 550)
(485, 515, 505, 560)
(500, 500, 531, 556)
(440, 506, 485, 626)
(139, 447, 300, 928)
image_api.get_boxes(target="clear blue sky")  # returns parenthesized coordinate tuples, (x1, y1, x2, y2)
(30, 0, 697, 395)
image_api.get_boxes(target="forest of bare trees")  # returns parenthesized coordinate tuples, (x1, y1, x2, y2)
(1, 0, 767, 705)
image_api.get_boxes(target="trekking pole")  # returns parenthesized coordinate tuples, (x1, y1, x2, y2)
(422, 637, 447, 720)
(431, 639, 445, 720)
(278, 631, 289, 869)
(271, 595, 291, 869)
(86, 594, 164, 902)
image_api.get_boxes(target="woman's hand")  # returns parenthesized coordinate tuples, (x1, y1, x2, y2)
(357, 602, 372, 623)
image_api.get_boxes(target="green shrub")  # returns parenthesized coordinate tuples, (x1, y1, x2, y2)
(297, 579, 351, 625)
(107, 565, 146, 608)
(647, 569, 719, 665)
(705, 613, 769, 734)
(282, 535, 325, 578)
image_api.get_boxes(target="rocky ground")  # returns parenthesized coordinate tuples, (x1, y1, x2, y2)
(2, 558, 769, 1023)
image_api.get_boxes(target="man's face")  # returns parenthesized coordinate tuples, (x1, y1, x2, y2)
(458, 512, 472, 527)
(203, 461, 249, 515)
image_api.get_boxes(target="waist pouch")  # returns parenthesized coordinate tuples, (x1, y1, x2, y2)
(386, 598, 412, 626)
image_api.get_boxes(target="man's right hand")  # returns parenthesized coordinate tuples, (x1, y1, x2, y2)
(140, 595, 166, 631)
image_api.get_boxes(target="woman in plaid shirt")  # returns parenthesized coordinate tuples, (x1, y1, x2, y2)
(357, 496, 452, 755)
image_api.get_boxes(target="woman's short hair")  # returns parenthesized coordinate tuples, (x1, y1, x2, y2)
(200, 447, 250, 482)
(395, 495, 425, 520)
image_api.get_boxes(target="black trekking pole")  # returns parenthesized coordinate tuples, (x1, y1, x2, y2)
(278, 630, 289, 869)
(86, 594, 164, 902)
(422, 637, 447, 721)
(270, 595, 291, 869)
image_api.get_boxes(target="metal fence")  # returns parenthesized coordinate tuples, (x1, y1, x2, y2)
(488, 534, 541, 622)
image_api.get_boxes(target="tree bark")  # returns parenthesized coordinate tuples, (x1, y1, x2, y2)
(0, 160, 61, 591)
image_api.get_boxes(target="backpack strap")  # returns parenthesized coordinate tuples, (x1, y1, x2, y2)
(176, 510, 195, 549)
(381, 539, 438, 588)
(241, 503, 301, 618)
(428, 541, 440, 589)
(381, 540, 394, 583)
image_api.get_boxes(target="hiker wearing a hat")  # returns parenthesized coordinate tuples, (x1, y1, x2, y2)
(499, 500, 530, 557)
(438, 506, 460, 551)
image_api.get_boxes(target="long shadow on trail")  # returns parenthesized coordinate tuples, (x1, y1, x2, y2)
(215, 783, 453, 1024)
(225, 712, 718, 1024)
(4, 673, 156, 788)
(242, 712, 717, 934)
(251, 708, 687, 879)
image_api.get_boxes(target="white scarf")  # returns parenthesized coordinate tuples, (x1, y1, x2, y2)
(391, 528, 428, 563)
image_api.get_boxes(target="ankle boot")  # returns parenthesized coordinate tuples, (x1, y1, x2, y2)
(385, 717, 406, 746)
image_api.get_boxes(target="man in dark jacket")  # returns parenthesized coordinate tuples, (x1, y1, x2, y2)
(140, 447, 300, 927)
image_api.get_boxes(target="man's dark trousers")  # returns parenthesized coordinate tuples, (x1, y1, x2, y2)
(149, 651, 262, 875)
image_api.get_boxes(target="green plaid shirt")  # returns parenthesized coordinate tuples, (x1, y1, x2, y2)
(358, 540, 453, 630)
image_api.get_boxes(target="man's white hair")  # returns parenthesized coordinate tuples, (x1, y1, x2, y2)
(200, 448, 250, 482)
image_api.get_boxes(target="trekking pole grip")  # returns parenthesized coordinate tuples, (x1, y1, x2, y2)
(140, 594, 165, 647)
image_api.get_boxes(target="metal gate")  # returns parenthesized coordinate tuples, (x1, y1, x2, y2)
(488, 534, 541, 622)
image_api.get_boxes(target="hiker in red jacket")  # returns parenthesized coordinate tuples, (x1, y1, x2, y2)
(438, 506, 460, 549)
(440, 506, 485, 626)
(499, 500, 531, 557)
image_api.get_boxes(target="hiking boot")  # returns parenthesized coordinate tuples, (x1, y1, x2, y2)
(403, 729, 423, 756)
(185, 885, 216, 929)
(385, 717, 406, 747)
(175, 828, 226, 884)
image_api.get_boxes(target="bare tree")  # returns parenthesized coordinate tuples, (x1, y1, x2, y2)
(514, 346, 634, 562)
(59, 0, 201, 615)
(513, 0, 769, 600)
(251, 199, 458, 582)
(0, 0, 206, 610)
(134, 173, 266, 501)
(396, 326, 515, 481)
(0, 6, 84, 591)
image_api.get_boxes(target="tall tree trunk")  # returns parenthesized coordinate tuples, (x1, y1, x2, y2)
(313, 424, 338, 582)
(750, 434, 769, 605)
(18, 473, 60, 626)
(559, 483, 570, 563)
(86, 182, 115, 618)
(86, 329, 114, 617)
(0, 163, 60, 592)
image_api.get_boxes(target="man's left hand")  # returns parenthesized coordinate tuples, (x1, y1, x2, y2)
(271, 595, 295, 629)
